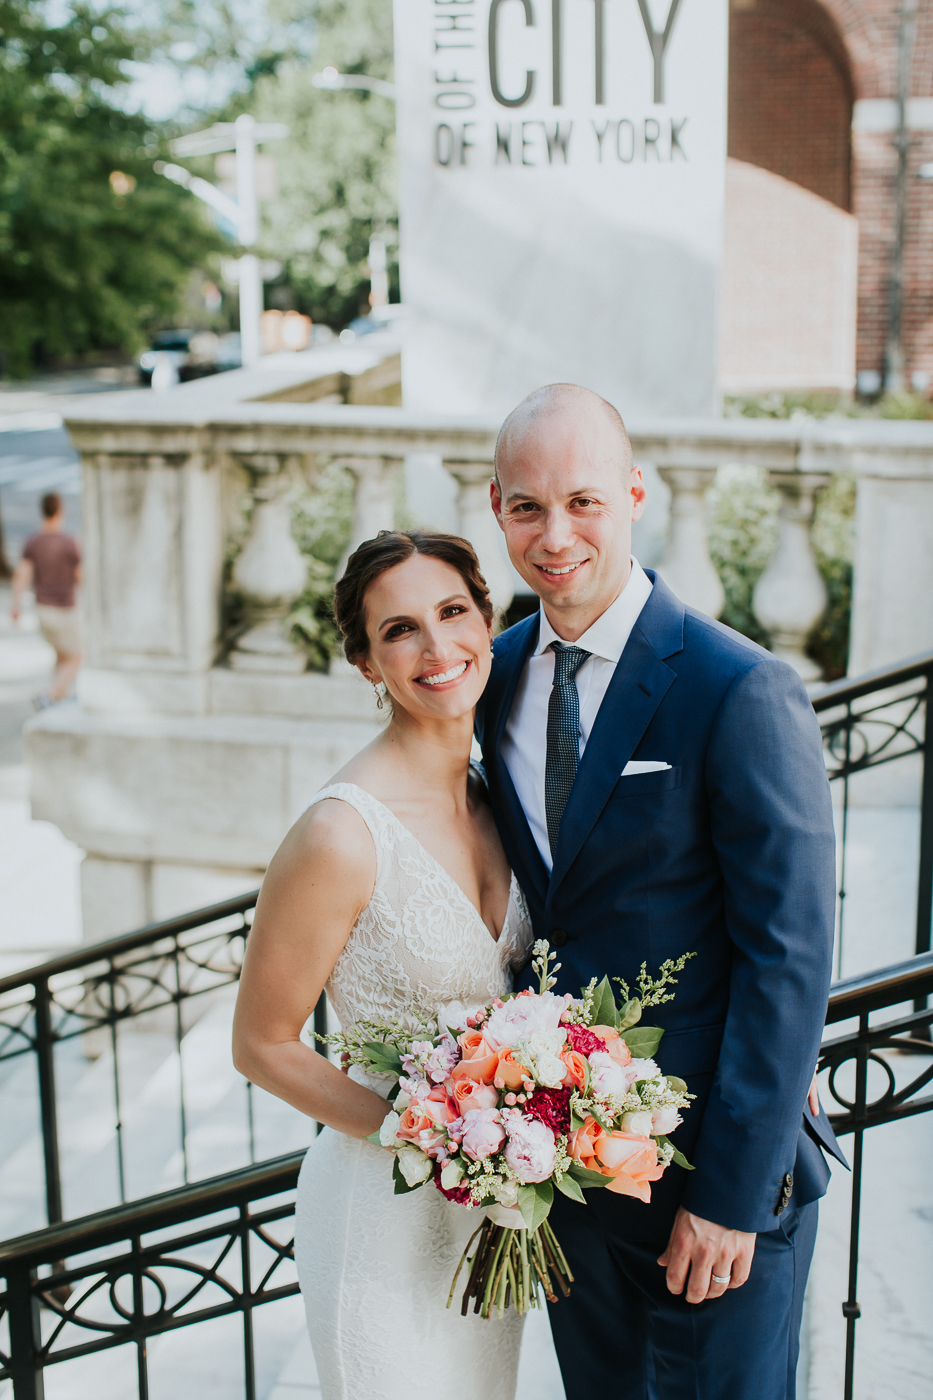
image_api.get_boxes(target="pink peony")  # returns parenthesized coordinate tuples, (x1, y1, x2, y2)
(588, 1051, 638, 1098)
(651, 1106, 682, 1136)
(502, 1114, 558, 1183)
(564, 1024, 603, 1056)
(461, 1108, 506, 1161)
(483, 991, 569, 1050)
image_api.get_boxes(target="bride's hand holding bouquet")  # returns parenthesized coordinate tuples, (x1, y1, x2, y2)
(323, 941, 695, 1320)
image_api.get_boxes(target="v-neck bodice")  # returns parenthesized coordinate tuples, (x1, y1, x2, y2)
(304, 783, 533, 1039)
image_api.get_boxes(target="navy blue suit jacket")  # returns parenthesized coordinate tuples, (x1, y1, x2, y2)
(476, 572, 844, 1237)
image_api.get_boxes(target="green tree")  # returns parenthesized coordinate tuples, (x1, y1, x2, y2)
(250, 0, 398, 326)
(0, 1, 223, 375)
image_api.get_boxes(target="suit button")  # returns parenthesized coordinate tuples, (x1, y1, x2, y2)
(776, 1204, 785, 1216)
(784, 1173, 794, 1189)
(551, 928, 568, 948)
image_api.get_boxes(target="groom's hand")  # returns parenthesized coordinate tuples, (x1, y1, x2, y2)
(657, 1207, 756, 1304)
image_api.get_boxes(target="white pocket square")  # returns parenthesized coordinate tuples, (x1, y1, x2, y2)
(621, 761, 672, 776)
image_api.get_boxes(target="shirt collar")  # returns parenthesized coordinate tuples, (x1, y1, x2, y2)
(533, 559, 654, 662)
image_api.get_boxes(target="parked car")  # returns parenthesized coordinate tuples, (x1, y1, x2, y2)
(138, 330, 242, 386)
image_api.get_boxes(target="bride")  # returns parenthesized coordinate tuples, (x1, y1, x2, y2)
(232, 530, 532, 1400)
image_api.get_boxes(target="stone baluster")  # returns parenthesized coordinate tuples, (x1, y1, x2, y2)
(335, 455, 404, 579)
(752, 471, 829, 683)
(230, 453, 309, 673)
(656, 467, 725, 619)
(444, 461, 515, 615)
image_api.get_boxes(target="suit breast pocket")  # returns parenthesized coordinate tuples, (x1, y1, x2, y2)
(610, 765, 683, 797)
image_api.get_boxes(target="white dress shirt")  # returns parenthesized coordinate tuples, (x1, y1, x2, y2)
(500, 560, 654, 870)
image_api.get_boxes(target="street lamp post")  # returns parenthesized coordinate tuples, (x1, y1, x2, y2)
(156, 115, 289, 367)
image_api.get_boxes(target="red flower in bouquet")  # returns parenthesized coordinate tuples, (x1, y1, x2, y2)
(564, 1024, 603, 1056)
(525, 1086, 572, 1134)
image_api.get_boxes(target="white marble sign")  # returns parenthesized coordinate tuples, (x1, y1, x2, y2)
(394, 0, 728, 416)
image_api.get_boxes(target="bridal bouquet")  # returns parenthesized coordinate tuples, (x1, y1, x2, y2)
(323, 941, 695, 1320)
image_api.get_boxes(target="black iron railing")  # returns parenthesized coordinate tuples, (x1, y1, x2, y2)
(1, 952, 931, 1400)
(0, 1152, 304, 1400)
(0, 893, 326, 1234)
(812, 650, 933, 975)
(818, 949, 933, 1400)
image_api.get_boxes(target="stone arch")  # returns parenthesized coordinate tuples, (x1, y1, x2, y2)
(728, 0, 855, 211)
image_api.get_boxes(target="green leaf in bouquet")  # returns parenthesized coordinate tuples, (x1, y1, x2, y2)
(364, 1129, 384, 1147)
(555, 1173, 587, 1204)
(621, 1025, 664, 1058)
(517, 1180, 554, 1230)
(670, 1144, 695, 1171)
(363, 1042, 404, 1075)
(589, 977, 618, 1029)
(566, 1163, 611, 1189)
(617, 998, 642, 1032)
(570, 1106, 587, 1131)
(664, 1075, 688, 1095)
(392, 1157, 421, 1194)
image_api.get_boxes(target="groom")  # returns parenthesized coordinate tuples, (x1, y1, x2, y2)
(475, 384, 845, 1399)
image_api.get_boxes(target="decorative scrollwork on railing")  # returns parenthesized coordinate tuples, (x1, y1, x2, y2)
(820, 686, 926, 783)
(0, 1162, 302, 1397)
(819, 1005, 933, 1136)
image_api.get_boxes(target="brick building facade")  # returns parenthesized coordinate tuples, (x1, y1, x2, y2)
(728, 0, 933, 389)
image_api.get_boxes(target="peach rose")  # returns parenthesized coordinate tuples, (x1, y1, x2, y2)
(451, 1078, 499, 1115)
(495, 1046, 530, 1089)
(451, 1031, 499, 1085)
(559, 1049, 589, 1090)
(396, 1102, 445, 1153)
(591, 1026, 632, 1068)
(566, 1116, 664, 1203)
(594, 1131, 664, 1203)
(424, 1084, 457, 1124)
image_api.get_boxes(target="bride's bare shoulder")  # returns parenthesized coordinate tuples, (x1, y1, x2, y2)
(267, 797, 376, 903)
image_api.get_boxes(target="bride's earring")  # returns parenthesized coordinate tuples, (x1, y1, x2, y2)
(372, 681, 384, 711)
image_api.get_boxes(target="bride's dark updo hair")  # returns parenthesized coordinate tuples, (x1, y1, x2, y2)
(334, 530, 494, 664)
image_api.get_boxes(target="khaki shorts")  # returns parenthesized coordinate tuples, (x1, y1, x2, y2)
(36, 605, 82, 657)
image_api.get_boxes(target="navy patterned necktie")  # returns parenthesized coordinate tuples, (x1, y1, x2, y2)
(545, 642, 591, 857)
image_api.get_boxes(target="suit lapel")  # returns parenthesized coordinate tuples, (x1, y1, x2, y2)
(483, 617, 549, 901)
(547, 573, 685, 898)
(547, 633, 675, 896)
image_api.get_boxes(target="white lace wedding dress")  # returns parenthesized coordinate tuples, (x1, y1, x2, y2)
(294, 782, 533, 1400)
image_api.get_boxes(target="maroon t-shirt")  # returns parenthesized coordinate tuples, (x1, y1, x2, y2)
(22, 532, 81, 608)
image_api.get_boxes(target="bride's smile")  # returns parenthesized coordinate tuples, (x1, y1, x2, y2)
(358, 551, 494, 720)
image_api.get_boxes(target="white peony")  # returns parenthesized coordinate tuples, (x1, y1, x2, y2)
(483, 992, 569, 1049)
(397, 1145, 434, 1187)
(620, 1110, 654, 1137)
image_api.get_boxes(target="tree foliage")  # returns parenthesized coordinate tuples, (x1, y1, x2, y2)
(249, 0, 398, 326)
(0, 1, 223, 375)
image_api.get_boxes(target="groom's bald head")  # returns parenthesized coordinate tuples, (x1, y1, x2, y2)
(494, 383, 633, 486)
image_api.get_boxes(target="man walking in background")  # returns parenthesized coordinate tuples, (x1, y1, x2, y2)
(11, 492, 82, 706)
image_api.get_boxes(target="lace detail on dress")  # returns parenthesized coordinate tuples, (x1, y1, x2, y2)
(309, 783, 531, 1040)
(293, 782, 533, 1400)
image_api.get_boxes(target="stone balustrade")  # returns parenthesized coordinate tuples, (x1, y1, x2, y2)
(25, 370, 933, 940)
